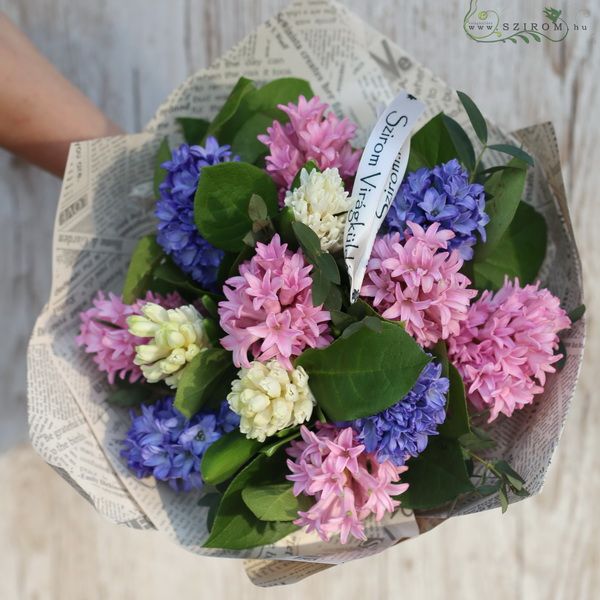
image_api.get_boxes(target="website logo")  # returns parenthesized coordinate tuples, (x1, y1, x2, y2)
(463, 2, 587, 44)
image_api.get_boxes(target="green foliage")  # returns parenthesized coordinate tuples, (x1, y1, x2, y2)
(122, 235, 164, 303)
(151, 258, 221, 300)
(442, 114, 476, 171)
(205, 76, 313, 163)
(198, 492, 222, 533)
(568, 304, 586, 323)
(400, 437, 475, 510)
(194, 162, 278, 252)
(260, 428, 301, 458)
(488, 143, 534, 166)
(153, 137, 171, 198)
(457, 91, 488, 144)
(295, 321, 430, 421)
(201, 430, 263, 486)
(438, 363, 471, 440)
(177, 117, 210, 145)
(465, 450, 529, 513)
(477, 159, 528, 252)
(291, 221, 341, 308)
(205, 77, 257, 143)
(231, 113, 274, 164)
(472, 201, 547, 290)
(203, 452, 298, 549)
(241, 483, 311, 522)
(290, 160, 320, 190)
(407, 113, 458, 171)
(107, 383, 154, 408)
(174, 349, 237, 418)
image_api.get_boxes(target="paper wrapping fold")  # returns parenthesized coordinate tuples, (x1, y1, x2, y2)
(27, 0, 584, 587)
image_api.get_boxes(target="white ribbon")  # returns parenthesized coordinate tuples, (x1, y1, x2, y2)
(344, 91, 425, 302)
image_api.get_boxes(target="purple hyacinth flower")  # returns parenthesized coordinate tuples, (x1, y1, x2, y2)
(385, 158, 489, 260)
(121, 397, 239, 492)
(351, 361, 449, 466)
(155, 138, 238, 289)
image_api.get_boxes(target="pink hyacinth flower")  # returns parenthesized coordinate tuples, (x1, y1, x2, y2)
(77, 290, 183, 384)
(258, 95, 361, 196)
(218, 234, 332, 369)
(360, 222, 477, 347)
(448, 278, 571, 421)
(286, 424, 409, 544)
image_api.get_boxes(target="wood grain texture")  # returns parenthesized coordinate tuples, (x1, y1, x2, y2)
(0, 0, 597, 598)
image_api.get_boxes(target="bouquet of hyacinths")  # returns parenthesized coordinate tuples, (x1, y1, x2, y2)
(76, 75, 581, 551)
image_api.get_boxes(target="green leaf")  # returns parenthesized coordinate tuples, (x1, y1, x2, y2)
(292, 221, 322, 261)
(442, 114, 476, 171)
(153, 138, 171, 198)
(248, 194, 269, 222)
(499, 486, 509, 513)
(260, 429, 301, 458)
(177, 117, 210, 145)
(201, 430, 263, 486)
(198, 492, 222, 533)
(568, 304, 585, 323)
(204, 453, 298, 549)
(205, 77, 257, 143)
(487, 143, 534, 167)
(329, 309, 357, 333)
(477, 483, 501, 496)
(201, 295, 219, 320)
(494, 460, 525, 488)
(241, 483, 311, 521)
(151, 258, 221, 300)
(457, 91, 488, 144)
(212, 76, 312, 151)
(230, 112, 273, 164)
(430, 341, 449, 379)
(407, 113, 458, 171)
(472, 201, 546, 290)
(310, 267, 331, 306)
(323, 283, 343, 312)
(295, 321, 430, 421)
(347, 299, 380, 320)
(107, 384, 150, 408)
(244, 78, 314, 120)
(459, 430, 496, 451)
(400, 437, 475, 510)
(174, 349, 237, 418)
(122, 235, 164, 303)
(276, 206, 297, 247)
(228, 78, 313, 164)
(477, 160, 528, 254)
(195, 162, 278, 252)
(291, 160, 320, 190)
(439, 363, 471, 440)
(315, 252, 341, 285)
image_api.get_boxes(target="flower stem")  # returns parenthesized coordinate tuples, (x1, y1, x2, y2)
(470, 145, 488, 183)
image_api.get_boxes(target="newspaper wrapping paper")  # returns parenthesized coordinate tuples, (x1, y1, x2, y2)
(26, 0, 585, 587)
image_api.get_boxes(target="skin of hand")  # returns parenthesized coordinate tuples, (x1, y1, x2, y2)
(0, 14, 123, 177)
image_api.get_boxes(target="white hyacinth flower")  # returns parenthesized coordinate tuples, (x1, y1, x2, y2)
(284, 167, 352, 252)
(227, 360, 315, 442)
(127, 303, 208, 388)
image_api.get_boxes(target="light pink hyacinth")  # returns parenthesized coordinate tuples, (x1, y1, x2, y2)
(360, 222, 477, 347)
(258, 95, 361, 194)
(218, 234, 331, 369)
(77, 290, 183, 384)
(286, 424, 409, 544)
(448, 279, 571, 421)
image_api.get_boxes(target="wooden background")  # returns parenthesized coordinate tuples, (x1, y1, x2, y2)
(0, 1, 598, 598)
